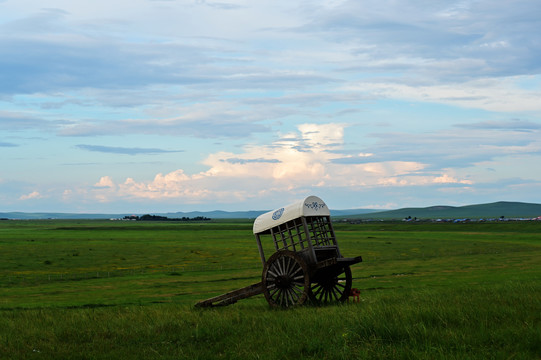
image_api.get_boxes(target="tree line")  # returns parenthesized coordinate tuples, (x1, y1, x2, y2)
(123, 214, 211, 221)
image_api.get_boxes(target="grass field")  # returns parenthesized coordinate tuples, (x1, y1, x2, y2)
(0, 220, 540, 359)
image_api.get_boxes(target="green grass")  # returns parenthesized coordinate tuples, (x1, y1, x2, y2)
(0, 220, 540, 359)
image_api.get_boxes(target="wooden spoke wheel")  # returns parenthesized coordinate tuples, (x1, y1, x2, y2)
(262, 251, 310, 308)
(309, 265, 352, 305)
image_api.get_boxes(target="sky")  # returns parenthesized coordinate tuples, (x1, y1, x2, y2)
(1, 0, 541, 213)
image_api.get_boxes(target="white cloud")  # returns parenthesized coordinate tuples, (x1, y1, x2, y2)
(346, 75, 541, 113)
(298, 123, 344, 149)
(19, 191, 43, 200)
(433, 173, 473, 185)
(118, 173, 211, 201)
(95, 176, 115, 188)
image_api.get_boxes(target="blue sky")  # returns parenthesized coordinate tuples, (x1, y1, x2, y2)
(1, 0, 540, 213)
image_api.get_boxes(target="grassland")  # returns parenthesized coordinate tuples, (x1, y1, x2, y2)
(0, 220, 540, 359)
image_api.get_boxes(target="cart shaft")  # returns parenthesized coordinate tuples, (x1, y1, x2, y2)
(195, 282, 263, 307)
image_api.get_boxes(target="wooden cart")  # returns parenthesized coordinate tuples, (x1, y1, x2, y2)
(195, 196, 362, 308)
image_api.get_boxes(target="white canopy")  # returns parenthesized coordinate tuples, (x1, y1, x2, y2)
(252, 195, 330, 234)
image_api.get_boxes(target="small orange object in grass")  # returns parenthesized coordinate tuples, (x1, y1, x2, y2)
(348, 288, 360, 303)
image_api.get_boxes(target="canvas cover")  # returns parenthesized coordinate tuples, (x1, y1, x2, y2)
(252, 195, 330, 234)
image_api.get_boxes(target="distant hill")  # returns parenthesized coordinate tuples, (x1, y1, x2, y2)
(0, 211, 264, 220)
(343, 201, 541, 220)
(164, 210, 266, 219)
(164, 208, 377, 219)
(0, 208, 376, 220)
(1, 201, 539, 220)
(329, 209, 378, 216)
(0, 212, 120, 220)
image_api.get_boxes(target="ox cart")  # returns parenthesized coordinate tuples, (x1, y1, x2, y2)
(195, 196, 362, 308)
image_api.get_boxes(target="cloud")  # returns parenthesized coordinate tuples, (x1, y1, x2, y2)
(88, 123, 346, 202)
(347, 122, 541, 172)
(457, 119, 541, 131)
(94, 176, 115, 188)
(0, 7, 222, 95)
(196, 1, 246, 10)
(298, 0, 541, 79)
(76, 144, 183, 155)
(298, 123, 344, 150)
(221, 158, 281, 164)
(3, 1, 537, 146)
(0, 37, 210, 95)
(61, 117, 270, 139)
(88, 122, 481, 204)
(0, 5, 334, 98)
(343, 77, 541, 113)
(0, 110, 67, 132)
(2, 1, 539, 104)
(331, 153, 376, 165)
(19, 191, 43, 200)
(2, 1, 540, 212)
(433, 174, 473, 185)
(93, 170, 212, 203)
(0, 141, 18, 147)
(57, 101, 273, 138)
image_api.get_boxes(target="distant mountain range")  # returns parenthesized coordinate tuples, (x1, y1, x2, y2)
(0, 208, 376, 220)
(1, 201, 540, 220)
(342, 201, 541, 220)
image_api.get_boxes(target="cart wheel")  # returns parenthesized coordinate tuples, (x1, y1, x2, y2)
(262, 251, 310, 308)
(309, 265, 352, 304)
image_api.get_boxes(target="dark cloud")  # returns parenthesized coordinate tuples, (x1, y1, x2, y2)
(0, 111, 68, 132)
(0, 104, 272, 139)
(339, 126, 540, 170)
(0, 8, 221, 95)
(296, 0, 541, 80)
(59, 112, 271, 138)
(197, 1, 246, 10)
(0, 9, 335, 97)
(0, 38, 213, 95)
(76, 144, 183, 155)
(220, 158, 281, 164)
(457, 119, 541, 132)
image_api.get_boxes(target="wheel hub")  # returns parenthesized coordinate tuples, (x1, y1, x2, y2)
(275, 275, 292, 289)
